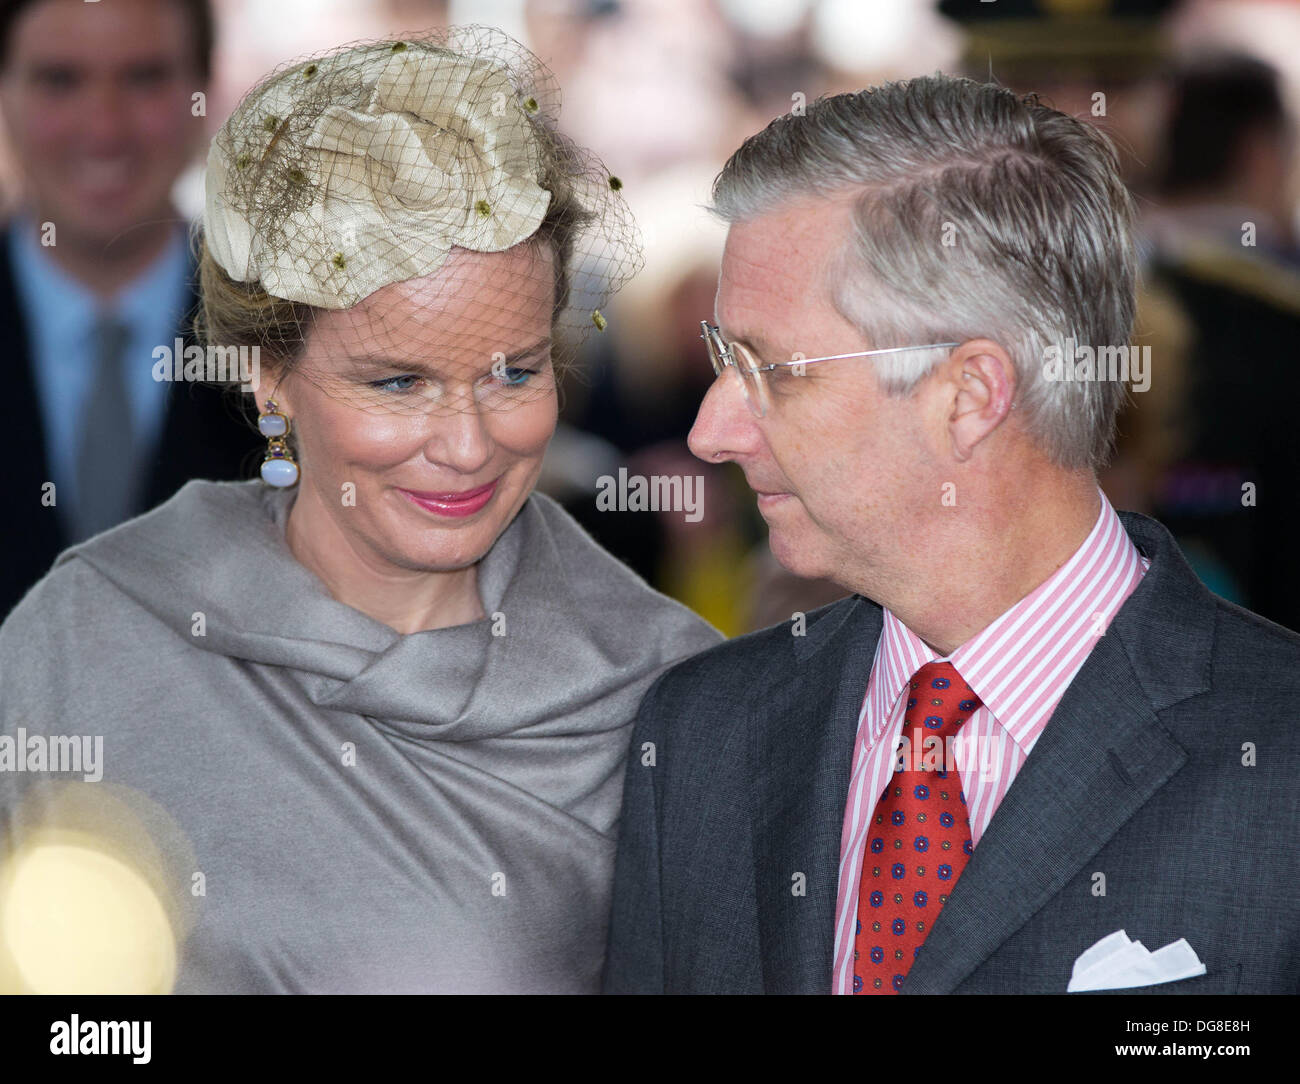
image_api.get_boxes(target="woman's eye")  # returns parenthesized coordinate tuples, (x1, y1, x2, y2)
(493, 366, 537, 387)
(369, 375, 419, 392)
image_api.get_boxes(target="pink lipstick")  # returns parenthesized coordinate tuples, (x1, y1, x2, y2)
(398, 479, 498, 518)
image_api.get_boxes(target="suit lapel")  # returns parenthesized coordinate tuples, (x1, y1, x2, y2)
(0, 223, 56, 512)
(752, 595, 882, 992)
(901, 632, 1185, 992)
(903, 512, 1216, 993)
(138, 245, 256, 510)
(0, 223, 67, 615)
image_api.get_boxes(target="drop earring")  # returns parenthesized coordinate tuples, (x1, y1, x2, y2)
(258, 399, 299, 487)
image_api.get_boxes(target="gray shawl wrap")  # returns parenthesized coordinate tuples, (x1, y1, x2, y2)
(0, 480, 721, 992)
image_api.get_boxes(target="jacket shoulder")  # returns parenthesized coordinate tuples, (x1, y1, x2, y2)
(642, 594, 866, 714)
(1207, 595, 1300, 694)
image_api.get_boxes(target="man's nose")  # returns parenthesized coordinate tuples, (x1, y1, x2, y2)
(687, 370, 756, 465)
(83, 80, 132, 145)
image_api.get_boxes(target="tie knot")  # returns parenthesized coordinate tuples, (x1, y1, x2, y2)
(904, 661, 981, 737)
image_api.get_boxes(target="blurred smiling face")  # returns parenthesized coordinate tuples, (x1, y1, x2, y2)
(0, 0, 201, 245)
(263, 243, 558, 575)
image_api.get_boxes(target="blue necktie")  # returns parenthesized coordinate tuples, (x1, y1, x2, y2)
(73, 315, 137, 541)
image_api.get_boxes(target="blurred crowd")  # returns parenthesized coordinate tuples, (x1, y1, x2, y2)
(1, 0, 1297, 637)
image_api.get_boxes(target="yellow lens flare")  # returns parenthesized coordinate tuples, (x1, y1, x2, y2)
(0, 783, 196, 995)
(0, 837, 177, 995)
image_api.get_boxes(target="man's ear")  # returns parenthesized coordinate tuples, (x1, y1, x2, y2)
(938, 339, 1017, 462)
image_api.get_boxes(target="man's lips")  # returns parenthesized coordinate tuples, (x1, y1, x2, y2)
(754, 489, 794, 510)
(397, 479, 499, 517)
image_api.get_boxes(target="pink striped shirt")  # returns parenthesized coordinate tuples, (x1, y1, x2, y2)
(830, 490, 1149, 994)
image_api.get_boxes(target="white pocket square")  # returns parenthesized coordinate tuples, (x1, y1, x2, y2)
(1067, 929, 1207, 992)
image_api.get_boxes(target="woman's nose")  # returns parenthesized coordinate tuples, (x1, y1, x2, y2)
(421, 404, 494, 474)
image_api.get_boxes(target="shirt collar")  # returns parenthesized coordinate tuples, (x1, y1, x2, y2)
(876, 488, 1142, 753)
(115, 223, 190, 328)
(8, 214, 99, 349)
(9, 213, 189, 331)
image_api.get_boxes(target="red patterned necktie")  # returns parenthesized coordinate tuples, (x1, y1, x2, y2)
(853, 660, 981, 994)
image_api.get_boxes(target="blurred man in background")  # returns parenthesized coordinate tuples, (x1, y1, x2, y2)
(934, 0, 1300, 633)
(0, 0, 252, 618)
(1144, 52, 1300, 632)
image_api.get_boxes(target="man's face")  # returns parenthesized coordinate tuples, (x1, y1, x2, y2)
(0, 0, 201, 246)
(688, 196, 943, 593)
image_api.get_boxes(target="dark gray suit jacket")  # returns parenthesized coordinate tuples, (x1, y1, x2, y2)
(0, 223, 256, 620)
(604, 511, 1300, 994)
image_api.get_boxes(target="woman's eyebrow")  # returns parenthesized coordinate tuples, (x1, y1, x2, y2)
(497, 337, 552, 364)
(345, 337, 552, 374)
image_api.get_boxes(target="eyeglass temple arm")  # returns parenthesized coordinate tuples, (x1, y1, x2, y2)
(702, 322, 957, 369)
(754, 343, 961, 371)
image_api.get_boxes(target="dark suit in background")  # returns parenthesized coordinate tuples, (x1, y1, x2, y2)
(0, 223, 255, 618)
(1146, 244, 1300, 634)
(604, 512, 1300, 993)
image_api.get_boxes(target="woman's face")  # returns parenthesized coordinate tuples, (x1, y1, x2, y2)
(258, 243, 559, 574)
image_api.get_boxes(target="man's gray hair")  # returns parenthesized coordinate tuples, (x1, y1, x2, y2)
(710, 74, 1137, 472)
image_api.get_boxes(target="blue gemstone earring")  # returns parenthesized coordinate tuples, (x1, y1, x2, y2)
(258, 399, 299, 487)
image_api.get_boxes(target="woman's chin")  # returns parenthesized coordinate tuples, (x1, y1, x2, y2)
(382, 508, 521, 573)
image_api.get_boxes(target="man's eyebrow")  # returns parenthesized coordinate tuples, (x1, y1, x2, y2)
(719, 325, 778, 359)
